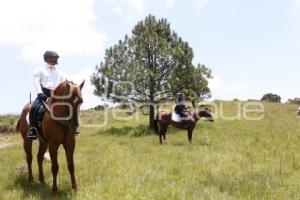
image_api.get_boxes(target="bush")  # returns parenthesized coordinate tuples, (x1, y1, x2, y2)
(261, 93, 281, 103)
(98, 125, 152, 137)
(0, 115, 19, 134)
(129, 125, 151, 137)
(94, 105, 107, 111)
(117, 104, 133, 110)
(288, 98, 300, 105)
(247, 99, 258, 102)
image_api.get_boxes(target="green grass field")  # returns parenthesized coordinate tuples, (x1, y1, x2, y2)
(1, 101, 300, 199)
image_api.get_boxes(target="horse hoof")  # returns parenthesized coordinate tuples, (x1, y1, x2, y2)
(52, 187, 58, 193)
(52, 191, 59, 197)
(39, 179, 45, 184)
(72, 184, 78, 192)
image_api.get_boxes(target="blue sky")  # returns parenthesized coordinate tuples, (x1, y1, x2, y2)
(0, 0, 300, 114)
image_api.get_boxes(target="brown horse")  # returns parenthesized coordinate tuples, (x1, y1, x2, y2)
(16, 80, 84, 192)
(154, 108, 213, 144)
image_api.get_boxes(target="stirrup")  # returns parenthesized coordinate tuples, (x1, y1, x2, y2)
(74, 131, 80, 136)
(27, 127, 38, 140)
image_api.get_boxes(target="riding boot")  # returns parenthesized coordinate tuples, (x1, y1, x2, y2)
(27, 127, 38, 140)
(27, 98, 42, 140)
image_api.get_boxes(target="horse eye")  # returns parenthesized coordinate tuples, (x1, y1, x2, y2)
(73, 97, 83, 105)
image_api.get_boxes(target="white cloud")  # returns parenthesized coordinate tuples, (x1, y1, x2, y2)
(296, 0, 300, 5)
(193, 0, 208, 13)
(0, 0, 107, 62)
(67, 67, 102, 110)
(109, 0, 145, 20)
(128, 0, 145, 14)
(269, 88, 281, 95)
(161, 0, 176, 11)
(209, 74, 248, 100)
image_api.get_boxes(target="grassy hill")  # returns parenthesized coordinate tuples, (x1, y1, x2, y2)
(0, 115, 19, 134)
(1, 101, 300, 199)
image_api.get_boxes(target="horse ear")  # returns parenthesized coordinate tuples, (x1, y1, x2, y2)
(80, 80, 85, 90)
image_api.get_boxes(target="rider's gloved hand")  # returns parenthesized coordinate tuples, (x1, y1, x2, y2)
(38, 93, 47, 102)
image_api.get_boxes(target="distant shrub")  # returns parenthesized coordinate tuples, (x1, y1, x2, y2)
(94, 105, 107, 111)
(129, 125, 151, 137)
(247, 99, 258, 102)
(0, 115, 19, 134)
(117, 104, 132, 109)
(99, 125, 152, 137)
(0, 123, 11, 133)
(288, 98, 300, 105)
(261, 93, 281, 103)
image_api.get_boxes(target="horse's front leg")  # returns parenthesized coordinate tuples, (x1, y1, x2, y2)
(187, 129, 194, 144)
(159, 131, 163, 144)
(23, 139, 33, 181)
(37, 141, 48, 183)
(162, 125, 168, 141)
(49, 143, 60, 192)
(63, 138, 77, 190)
(159, 125, 168, 144)
(163, 132, 166, 141)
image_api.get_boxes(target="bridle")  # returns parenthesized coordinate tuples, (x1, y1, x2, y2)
(193, 109, 213, 121)
(45, 82, 83, 133)
(59, 82, 83, 132)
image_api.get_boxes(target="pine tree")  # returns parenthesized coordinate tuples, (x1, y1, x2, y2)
(91, 15, 212, 129)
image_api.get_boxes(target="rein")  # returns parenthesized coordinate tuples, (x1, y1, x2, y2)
(58, 97, 79, 131)
(193, 110, 208, 121)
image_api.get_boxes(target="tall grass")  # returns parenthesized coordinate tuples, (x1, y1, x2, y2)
(1, 101, 300, 199)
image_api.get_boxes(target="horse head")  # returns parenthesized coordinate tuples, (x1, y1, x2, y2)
(195, 107, 214, 122)
(51, 80, 85, 130)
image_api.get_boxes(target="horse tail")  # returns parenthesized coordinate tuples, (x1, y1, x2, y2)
(153, 113, 159, 133)
(16, 118, 21, 132)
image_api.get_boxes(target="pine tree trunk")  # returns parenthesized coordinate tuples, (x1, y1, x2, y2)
(149, 104, 155, 130)
(149, 87, 155, 129)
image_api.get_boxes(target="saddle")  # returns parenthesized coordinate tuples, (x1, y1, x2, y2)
(171, 112, 181, 122)
(172, 112, 190, 128)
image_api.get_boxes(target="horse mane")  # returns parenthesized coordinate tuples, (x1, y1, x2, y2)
(53, 80, 76, 96)
(56, 80, 75, 88)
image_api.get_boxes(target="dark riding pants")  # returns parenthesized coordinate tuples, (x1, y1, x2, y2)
(175, 104, 188, 119)
(29, 87, 51, 128)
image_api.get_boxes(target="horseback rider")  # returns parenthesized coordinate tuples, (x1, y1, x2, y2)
(174, 93, 190, 128)
(27, 51, 79, 139)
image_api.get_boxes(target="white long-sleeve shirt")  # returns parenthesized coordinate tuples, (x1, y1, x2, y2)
(33, 64, 64, 94)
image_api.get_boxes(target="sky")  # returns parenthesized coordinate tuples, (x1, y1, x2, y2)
(0, 0, 300, 114)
